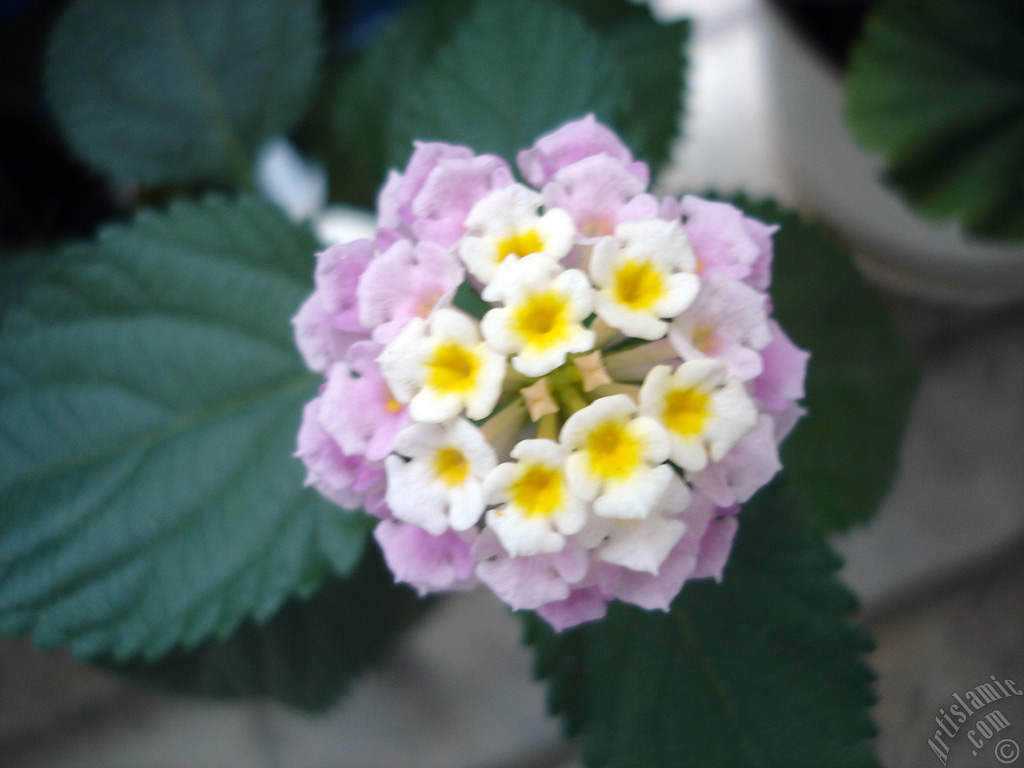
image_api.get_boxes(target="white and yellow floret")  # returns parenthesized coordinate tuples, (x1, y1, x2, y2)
(459, 183, 575, 287)
(378, 308, 506, 423)
(638, 360, 758, 473)
(560, 394, 673, 520)
(590, 219, 699, 340)
(385, 418, 498, 535)
(483, 439, 586, 557)
(480, 254, 595, 377)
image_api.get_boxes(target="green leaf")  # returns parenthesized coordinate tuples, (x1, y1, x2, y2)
(389, 0, 623, 170)
(0, 195, 371, 661)
(45, 0, 322, 189)
(526, 478, 880, 768)
(559, 0, 689, 174)
(845, 0, 1024, 240)
(107, 546, 429, 712)
(308, 0, 686, 204)
(310, 0, 473, 205)
(0, 249, 55, 325)
(734, 197, 918, 532)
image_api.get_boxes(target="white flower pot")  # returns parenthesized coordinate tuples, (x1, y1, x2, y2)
(763, 3, 1024, 307)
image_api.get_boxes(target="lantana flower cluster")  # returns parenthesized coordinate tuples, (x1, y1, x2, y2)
(294, 116, 808, 631)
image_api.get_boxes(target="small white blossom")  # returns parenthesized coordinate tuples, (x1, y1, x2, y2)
(590, 219, 699, 340)
(385, 419, 497, 535)
(484, 439, 586, 557)
(481, 254, 595, 377)
(459, 184, 576, 286)
(639, 360, 757, 473)
(378, 309, 506, 423)
(560, 394, 673, 520)
(582, 472, 690, 574)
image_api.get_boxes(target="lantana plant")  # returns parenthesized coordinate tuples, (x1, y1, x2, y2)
(0, 0, 918, 765)
(295, 116, 809, 631)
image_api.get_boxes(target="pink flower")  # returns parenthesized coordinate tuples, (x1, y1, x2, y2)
(319, 341, 411, 461)
(292, 292, 334, 374)
(743, 216, 779, 292)
(517, 113, 646, 188)
(754, 320, 810, 412)
(292, 239, 377, 373)
(374, 520, 477, 594)
(379, 141, 514, 248)
(357, 239, 464, 343)
(690, 416, 782, 506)
(293, 117, 808, 633)
(535, 586, 609, 632)
(542, 154, 659, 240)
(378, 142, 475, 229)
(473, 530, 589, 611)
(690, 516, 739, 582)
(681, 196, 767, 283)
(668, 271, 772, 381)
(295, 398, 384, 511)
(315, 239, 375, 334)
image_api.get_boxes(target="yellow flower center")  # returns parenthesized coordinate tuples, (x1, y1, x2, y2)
(691, 325, 718, 354)
(511, 464, 564, 518)
(425, 341, 480, 395)
(581, 215, 614, 238)
(432, 446, 470, 487)
(496, 228, 545, 262)
(414, 290, 444, 318)
(510, 291, 572, 351)
(584, 419, 642, 481)
(613, 259, 665, 310)
(663, 386, 710, 437)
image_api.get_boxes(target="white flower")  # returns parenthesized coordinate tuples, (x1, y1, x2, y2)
(590, 219, 699, 340)
(639, 360, 758, 473)
(378, 308, 506, 423)
(484, 439, 587, 557)
(385, 419, 497, 535)
(560, 394, 673, 520)
(459, 184, 575, 286)
(582, 473, 690, 574)
(480, 254, 595, 377)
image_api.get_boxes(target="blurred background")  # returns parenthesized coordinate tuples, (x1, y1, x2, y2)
(2, 0, 1023, 766)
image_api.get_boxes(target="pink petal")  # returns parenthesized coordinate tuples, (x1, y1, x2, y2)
(295, 398, 384, 510)
(542, 154, 657, 238)
(517, 114, 640, 188)
(474, 531, 589, 611)
(409, 154, 514, 247)
(691, 416, 782, 506)
(535, 587, 609, 632)
(374, 520, 478, 594)
(314, 239, 375, 333)
(681, 196, 762, 282)
(691, 516, 739, 581)
(754, 320, 810, 412)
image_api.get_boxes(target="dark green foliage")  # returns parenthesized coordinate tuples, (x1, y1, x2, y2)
(0, 196, 371, 661)
(309, 0, 686, 205)
(846, 0, 1024, 240)
(388, 0, 622, 169)
(45, 0, 322, 188)
(108, 546, 428, 712)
